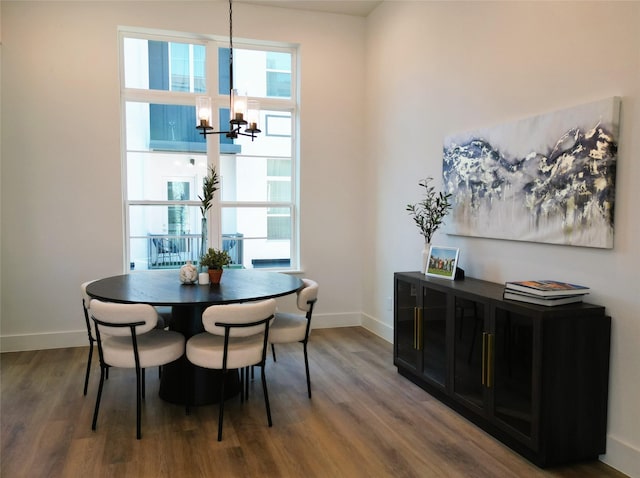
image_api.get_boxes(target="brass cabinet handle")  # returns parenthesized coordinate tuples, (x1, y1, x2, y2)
(481, 332, 495, 388)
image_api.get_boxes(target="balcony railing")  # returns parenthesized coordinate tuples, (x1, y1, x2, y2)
(147, 233, 243, 269)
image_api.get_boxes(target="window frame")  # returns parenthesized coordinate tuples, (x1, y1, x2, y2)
(119, 28, 300, 272)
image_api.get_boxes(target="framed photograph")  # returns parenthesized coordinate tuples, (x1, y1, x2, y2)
(426, 246, 460, 280)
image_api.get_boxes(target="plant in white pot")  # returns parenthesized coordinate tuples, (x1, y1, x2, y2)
(406, 177, 452, 274)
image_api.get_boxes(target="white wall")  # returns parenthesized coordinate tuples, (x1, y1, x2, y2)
(0, 1, 365, 349)
(363, 2, 639, 476)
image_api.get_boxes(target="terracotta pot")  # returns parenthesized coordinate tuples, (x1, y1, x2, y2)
(208, 268, 223, 284)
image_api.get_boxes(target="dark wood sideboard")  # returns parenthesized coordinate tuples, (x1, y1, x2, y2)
(393, 272, 611, 467)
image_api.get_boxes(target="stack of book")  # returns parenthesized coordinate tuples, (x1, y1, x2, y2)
(503, 280, 590, 306)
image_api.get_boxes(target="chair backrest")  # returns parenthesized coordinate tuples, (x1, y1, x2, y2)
(81, 280, 97, 339)
(80, 281, 94, 309)
(89, 299, 159, 337)
(202, 299, 276, 338)
(297, 279, 319, 312)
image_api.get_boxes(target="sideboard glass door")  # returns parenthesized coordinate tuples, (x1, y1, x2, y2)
(421, 287, 447, 388)
(394, 277, 420, 373)
(452, 296, 487, 411)
(492, 307, 535, 442)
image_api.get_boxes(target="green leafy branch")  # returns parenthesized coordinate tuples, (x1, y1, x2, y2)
(198, 165, 220, 217)
(406, 177, 452, 244)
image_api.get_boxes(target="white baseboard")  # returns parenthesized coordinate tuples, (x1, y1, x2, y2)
(311, 311, 393, 344)
(601, 435, 640, 478)
(0, 312, 366, 352)
(311, 311, 362, 329)
(1, 330, 87, 353)
(361, 312, 393, 343)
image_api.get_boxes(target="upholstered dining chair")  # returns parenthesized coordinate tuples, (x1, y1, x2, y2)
(186, 299, 276, 441)
(268, 278, 319, 398)
(81, 282, 167, 395)
(89, 299, 185, 439)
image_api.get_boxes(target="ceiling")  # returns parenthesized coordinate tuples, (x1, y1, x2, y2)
(238, 0, 383, 17)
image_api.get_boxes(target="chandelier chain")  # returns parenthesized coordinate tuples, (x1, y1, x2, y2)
(229, 0, 234, 88)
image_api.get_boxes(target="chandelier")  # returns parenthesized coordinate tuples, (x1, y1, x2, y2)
(195, 0, 261, 141)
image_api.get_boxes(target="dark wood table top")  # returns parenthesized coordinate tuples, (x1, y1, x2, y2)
(86, 269, 303, 306)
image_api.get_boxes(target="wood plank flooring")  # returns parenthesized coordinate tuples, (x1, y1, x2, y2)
(1, 327, 627, 477)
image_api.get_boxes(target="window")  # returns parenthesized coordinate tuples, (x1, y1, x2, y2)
(121, 31, 298, 271)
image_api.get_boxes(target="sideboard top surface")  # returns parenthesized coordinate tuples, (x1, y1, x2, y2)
(394, 271, 606, 318)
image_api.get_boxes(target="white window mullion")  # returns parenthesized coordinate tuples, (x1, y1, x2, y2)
(206, 41, 222, 249)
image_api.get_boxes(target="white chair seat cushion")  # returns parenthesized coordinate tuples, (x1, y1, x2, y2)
(269, 312, 307, 344)
(101, 330, 185, 368)
(187, 332, 264, 369)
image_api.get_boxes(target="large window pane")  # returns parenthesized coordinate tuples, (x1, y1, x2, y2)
(220, 156, 292, 202)
(129, 205, 203, 270)
(232, 49, 291, 99)
(126, 101, 206, 152)
(221, 207, 291, 268)
(233, 110, 292, 157)
(125, 38, 205, 93)
(127, 152, 207, 201)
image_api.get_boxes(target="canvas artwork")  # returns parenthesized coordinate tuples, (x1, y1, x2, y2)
(442, 97, 620, 248)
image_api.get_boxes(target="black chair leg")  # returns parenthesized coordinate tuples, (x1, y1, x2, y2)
(303, 342, 312, 398)
(240, 368, 245, 404)
(141, 368, 146, 399)
(244, 367, 249, 401)
(83, 342, 93, 396)
(91, 366, 106, 431)
(217, 372, 226, 441)
(185, 364, 194, 416)
(260, 364, 273, 428)
(135, 365, 142, 439)
(271, 343, 277, 362)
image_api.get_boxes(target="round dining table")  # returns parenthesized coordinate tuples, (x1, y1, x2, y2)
(86, 269, 303, 405)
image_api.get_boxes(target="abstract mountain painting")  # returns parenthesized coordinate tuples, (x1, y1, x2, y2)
(443, 97, 620, 248)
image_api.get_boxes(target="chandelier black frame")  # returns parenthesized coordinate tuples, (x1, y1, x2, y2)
(196, 0, 261, 141)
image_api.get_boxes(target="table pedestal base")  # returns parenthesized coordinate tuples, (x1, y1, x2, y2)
(158, 304, 240, 406)
(159, 357, 240, 406)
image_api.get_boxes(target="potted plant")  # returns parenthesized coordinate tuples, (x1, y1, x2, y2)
(406, 177, 453, 273)
(200, 247, 231, 284)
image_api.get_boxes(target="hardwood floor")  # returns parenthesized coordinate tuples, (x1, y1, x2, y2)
(1, 327, 627, 478)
